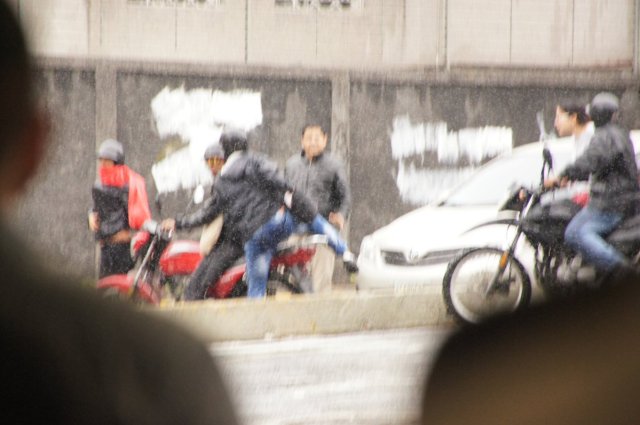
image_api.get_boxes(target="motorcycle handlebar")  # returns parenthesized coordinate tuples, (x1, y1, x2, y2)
(142, 219, 158, 234)
(141, 219, 173, 240)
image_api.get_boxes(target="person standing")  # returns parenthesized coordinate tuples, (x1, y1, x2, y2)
(285, 124, 351, 292)
(89, 138, 151, 277)
(0, 2, 239, 423)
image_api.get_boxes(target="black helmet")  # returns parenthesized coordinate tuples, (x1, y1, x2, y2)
(219, 129, 248, 160)
(203, 143, 224, 160)
(97, 138, 125, 165)
(588, 92, 619, 127)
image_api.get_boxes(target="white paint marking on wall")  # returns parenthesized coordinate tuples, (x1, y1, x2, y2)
(390, 115, 513, 205)
(150, 87, 262, 194)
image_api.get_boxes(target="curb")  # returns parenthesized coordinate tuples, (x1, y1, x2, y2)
(147, 286, 453, 343)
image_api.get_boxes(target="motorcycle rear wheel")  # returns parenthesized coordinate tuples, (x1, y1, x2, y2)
(443, 247, 531, 324)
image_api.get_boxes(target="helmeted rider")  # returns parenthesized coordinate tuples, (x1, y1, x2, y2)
(160, 143, 246, 300)
(220, 130, 358, 298)
(163, 129, 357, 300)
(90, 139, 151, 277)
(545, 92, 640, 275)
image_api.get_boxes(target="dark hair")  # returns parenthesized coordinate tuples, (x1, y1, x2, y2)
(219, 129, 248, 160)
(0, 2, 33, 151)
(557, 100, 590, 125)
(301, 124, 327, 137)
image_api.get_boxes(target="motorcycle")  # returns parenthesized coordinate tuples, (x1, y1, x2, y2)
(97, 186, 328, 304)
(442, 147, 640, 324)
(97, 220, 327, 304)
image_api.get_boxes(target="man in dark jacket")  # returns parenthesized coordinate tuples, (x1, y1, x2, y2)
(545, 92, 639, 273)
(0, 2, 238, 423)
(163, 130, 357, 299)
(285, 124, 351, 292)
(162, 144, 246, 300)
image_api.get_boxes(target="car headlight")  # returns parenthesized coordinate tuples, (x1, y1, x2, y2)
(358, 236, 378, 264)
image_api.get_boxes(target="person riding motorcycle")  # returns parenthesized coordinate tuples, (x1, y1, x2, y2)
(163, 129, 357, 300)
(161, 144, 244, 301)
(220, 130, 357, 298)
(544, 92, 640, 275)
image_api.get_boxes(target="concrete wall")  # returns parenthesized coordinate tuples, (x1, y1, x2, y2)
(446, 0, 635, 68)
(12, 59, 639, 278)
(9, 67, 97, 278)
(19, 0, 90, 57)
(114, 70, 332, 207)
(15, 0, 639, 71)
(248, 0, 440, 68)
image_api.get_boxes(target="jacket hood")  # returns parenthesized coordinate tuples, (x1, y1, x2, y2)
(220, 151, 248, 179)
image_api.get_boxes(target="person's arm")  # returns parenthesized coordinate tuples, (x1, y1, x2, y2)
(252, 155, 292, 200)
(561, 132, 611, 181)
(162, 189, 225, 232)
(332, 160, 351, 220)
(251, 155, 321, 223)
(176, 195, 223, 230)
(88, 210, 99, 232)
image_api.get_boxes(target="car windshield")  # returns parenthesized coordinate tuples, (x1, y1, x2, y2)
(441, 147, 572, 207)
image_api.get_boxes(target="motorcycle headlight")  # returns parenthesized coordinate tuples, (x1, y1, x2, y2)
(358, 236, 379, 264)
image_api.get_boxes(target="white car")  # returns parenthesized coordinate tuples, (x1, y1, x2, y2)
(356, 138, 578, 298)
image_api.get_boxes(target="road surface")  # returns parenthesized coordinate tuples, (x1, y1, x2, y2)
(211, 327, 451, 425)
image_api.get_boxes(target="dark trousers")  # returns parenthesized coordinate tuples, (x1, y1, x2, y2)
(99, 242, 134, 278)
(184, 239, 244, 301)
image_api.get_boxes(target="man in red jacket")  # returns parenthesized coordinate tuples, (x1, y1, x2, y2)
(89, 138, 151, 277)
(0, 2, 239, 423)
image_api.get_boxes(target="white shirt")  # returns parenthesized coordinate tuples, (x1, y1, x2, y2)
(573, 122, 595, 159)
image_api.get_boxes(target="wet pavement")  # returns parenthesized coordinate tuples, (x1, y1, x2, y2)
(211, 327, 451, 425)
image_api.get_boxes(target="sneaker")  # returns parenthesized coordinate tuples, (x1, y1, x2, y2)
(342, 251, 359, 273)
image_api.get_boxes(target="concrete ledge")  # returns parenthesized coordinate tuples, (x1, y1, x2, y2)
(147, 286, 453, 343)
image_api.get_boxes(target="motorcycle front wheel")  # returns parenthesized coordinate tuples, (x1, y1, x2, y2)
(443, 247, 531, 324)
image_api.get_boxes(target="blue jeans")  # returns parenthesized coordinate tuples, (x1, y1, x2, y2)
(564, 205, 625, 272)
(244, 209, 347, 298)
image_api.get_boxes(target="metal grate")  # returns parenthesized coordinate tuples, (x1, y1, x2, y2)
(382, 249, 460, 267)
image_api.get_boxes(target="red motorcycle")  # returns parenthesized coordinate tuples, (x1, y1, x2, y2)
(97, 220, 326, 304)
